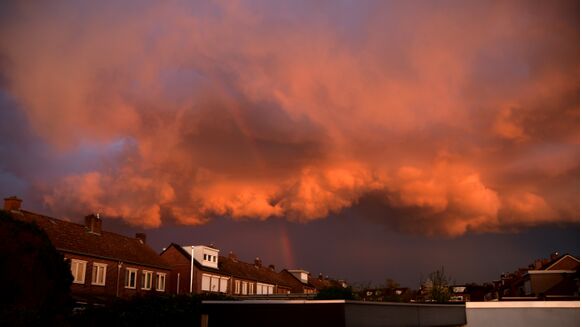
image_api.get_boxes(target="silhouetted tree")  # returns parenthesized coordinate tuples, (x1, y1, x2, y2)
(0, 210, 73, 325)
(426, 267, 451, 303)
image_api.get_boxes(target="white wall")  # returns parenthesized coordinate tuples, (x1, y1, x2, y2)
(183, 245, 219, 269)
(465, 301, 580, 327)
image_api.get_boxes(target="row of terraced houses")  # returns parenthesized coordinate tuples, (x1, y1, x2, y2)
(3, 196, 346, 305)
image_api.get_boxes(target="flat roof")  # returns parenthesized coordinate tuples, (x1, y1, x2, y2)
(466, 301, 580, 309)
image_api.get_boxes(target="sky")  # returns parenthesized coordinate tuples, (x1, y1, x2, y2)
(0, 0, 579, 287)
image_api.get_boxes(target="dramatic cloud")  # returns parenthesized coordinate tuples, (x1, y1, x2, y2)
(0, 0, 578, 235)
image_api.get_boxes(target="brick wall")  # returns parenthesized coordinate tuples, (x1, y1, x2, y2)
(65, 253, 170, 301)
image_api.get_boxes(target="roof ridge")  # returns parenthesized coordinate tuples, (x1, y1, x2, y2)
(21, 209, 144, 243)
(16, 209, 169, 269)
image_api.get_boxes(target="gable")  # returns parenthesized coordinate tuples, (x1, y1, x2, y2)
(546, 255, 579, 271)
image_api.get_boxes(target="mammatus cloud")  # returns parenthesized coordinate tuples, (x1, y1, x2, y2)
(0, 1, 578, 236)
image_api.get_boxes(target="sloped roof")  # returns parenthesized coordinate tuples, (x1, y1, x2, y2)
(10, 209, 169, 270)
(279, 270, 316, 293)
(308, 276, 344, 290)
(219, 256, 296, 288)
(543, 254, 580, 271)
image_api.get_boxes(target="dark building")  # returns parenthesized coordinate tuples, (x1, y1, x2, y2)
(3, 196, 171, 305)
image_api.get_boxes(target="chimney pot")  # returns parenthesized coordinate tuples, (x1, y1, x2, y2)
(4, 196, 22, 211)
(85, 214, 102, 235)
(268, 264, 275, 271)
(135, 233, 146, 244)
(254, 257, 262, 267)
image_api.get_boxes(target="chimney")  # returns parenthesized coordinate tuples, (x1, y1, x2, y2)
(135, 233, 146, 244)
(85, 214, 102, 235)
(254, 257, 262, 268)
(4, 196, 22, 211)
(534, 259, 543, 270)
(228, 251, 238, 262)
(268, 264, 275, 272)
(318, 273, 323, 280)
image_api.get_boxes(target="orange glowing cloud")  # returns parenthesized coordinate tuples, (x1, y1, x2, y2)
(0, 1, 578, 236)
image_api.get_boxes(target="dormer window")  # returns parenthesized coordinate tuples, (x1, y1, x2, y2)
(184, 245, 220, 269)
(288, 269, 310, 284)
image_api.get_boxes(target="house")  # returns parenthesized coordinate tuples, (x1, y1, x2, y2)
(219, 254, 298, 296)
(519, 253, 579, 299)
(3, 196, 171, 305)
(281, 269, 317, 294)
(496, 252, 579, 300)
(160, 243, 231, 295)
(160, 243, 314, 296)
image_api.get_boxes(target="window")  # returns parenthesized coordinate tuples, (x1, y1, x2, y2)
(125, 268, 137, 289)
(248, 283, 254, 294)
(156, 273, 166, 291)
(91, 263, 107, 286)
(210, 276, 219, 292)
(202, 275, 211, 291)
(141, 271, 153, 290)
(257, 283, 274, 295)
(70, 259, 87, 284)
(234, 280, 240, 294)
(219, 277, 228, 293)
(242, 281, 248, 295)
(203, 254, 207, 261)
(213, 256, 217, 262)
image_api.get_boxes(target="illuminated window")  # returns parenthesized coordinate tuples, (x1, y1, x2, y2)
(125, 268, 137, 289)
(156, 273, 166, 291)
(235, 280, 241, 294)
(91, 262, 107, 286)
(220, 277, 228, 293)
(141, 271, 153, 290)
(202, 275, 211, 291)
(249, 283, 254, 294)
(242, 281, 248, 295)
(70, 259, 87, 284)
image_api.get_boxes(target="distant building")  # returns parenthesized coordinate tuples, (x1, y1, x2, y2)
(282, 269, 317, 294)
(3, 196, 171, 305)
(497, 252, 579, 300)
(357, 287, 412, 302)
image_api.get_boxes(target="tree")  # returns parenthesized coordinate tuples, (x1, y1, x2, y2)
(0, 210, 73, 325)
(426, 267, 452, 303)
